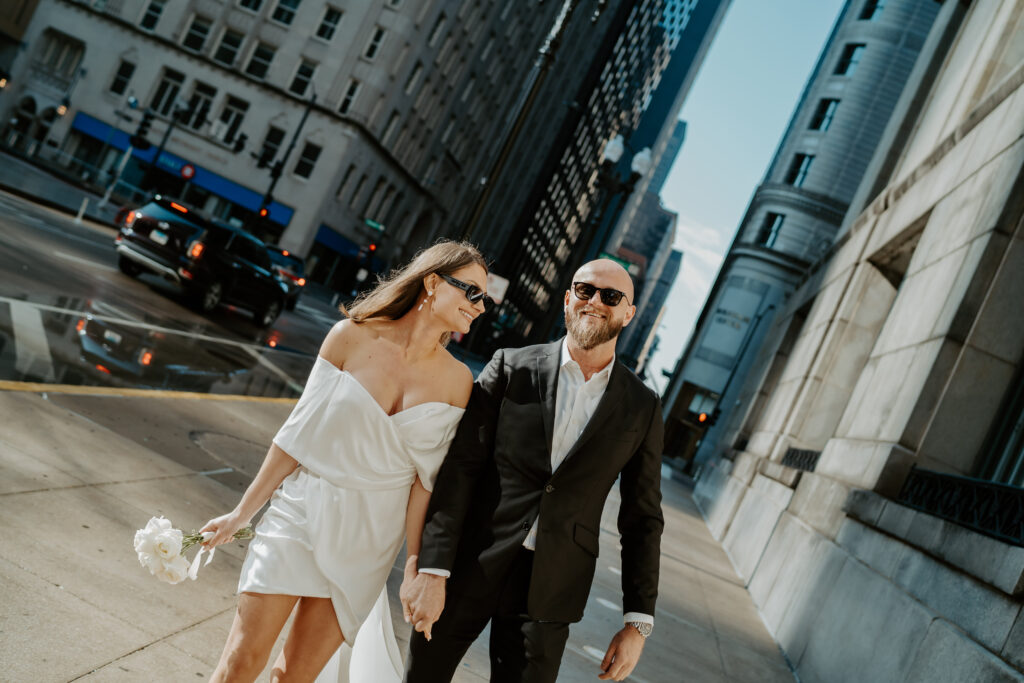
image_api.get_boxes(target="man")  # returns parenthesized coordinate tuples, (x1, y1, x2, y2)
(401, 259, 665, 683)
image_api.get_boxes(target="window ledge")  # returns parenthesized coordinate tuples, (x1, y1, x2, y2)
(844, 489, 1024, 596)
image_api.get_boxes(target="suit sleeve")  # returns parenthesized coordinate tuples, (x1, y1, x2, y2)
(617, 393, 665, 616)
(417, 348, 506, 572)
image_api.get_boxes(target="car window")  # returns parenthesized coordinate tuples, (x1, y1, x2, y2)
(235, 236, 272, 269)
(141, 203, 205, 232)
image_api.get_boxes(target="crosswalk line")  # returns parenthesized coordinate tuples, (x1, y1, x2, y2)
(9, 300, 56, 382)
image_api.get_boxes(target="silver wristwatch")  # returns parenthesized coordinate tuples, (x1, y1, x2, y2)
(627, 621, 653, 638)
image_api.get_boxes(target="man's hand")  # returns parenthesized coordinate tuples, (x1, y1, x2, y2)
(598, 626, 645, 680)
(398, 559, 446, 641)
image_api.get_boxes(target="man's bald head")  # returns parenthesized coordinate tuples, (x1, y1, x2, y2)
(573, 259, 635, 303)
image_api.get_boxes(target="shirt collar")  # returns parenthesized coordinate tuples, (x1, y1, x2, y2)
(560, 338, 615, 380)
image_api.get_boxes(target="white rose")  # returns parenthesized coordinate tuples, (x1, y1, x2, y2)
(138, 551, 162, 573)
(133, 528, 156, 555)
(153, 528, 183, 560)
(134, 517, 172, 555)
(155, 555, 191, 585)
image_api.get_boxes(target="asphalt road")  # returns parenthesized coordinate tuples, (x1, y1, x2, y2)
(0, 189, 340, 397)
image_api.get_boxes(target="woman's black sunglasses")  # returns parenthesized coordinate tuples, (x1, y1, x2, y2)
(572, 281, 631, 306)
(440, 274, 494, 308)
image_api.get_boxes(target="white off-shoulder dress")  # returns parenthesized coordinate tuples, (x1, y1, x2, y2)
(237, 355, 464, 682)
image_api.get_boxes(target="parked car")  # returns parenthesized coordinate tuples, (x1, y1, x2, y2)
(266, 244, 306, 311)
(114, 197, 287, 327)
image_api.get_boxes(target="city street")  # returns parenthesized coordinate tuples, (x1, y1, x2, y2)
(0, 188, 336, 397)
(0, 188, 795, 680)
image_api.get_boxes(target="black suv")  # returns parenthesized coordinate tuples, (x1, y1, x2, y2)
(115, 197, 287, 327)
(266, 245, 306, 311)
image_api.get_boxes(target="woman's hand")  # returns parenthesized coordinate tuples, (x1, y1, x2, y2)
(200, 511, 249, 549)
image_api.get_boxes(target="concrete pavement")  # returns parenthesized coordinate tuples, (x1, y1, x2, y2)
(0, 384, 794, 682)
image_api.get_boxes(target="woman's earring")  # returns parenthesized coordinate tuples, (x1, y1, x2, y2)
(418, 291, 433, 312)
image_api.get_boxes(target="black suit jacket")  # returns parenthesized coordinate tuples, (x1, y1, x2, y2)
(419, 340, 665, 623)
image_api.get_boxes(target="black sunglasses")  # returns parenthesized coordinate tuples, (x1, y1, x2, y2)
(572, 281, 631, 307)
(440, 274, 493, 307)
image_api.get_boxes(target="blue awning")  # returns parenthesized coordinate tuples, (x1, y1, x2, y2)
(71, 111, 294, 225)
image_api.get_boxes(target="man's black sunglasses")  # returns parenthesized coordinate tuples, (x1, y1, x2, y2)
(441, 274, 493, 307)
(572, 281, 631, 307)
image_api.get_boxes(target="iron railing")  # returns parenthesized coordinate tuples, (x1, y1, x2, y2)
(897, 466, 1024, 546)
(781, 447, 821, 472)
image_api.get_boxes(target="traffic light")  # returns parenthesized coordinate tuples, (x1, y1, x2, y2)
(233, 133, 248, 154)
(130, 109, 154, 150)
(258, 206, 269, 218)
(137, 109, 154, 137)
(368, 243, 377, 253)
(255, 146, 274, 169)
(697, 412, 708, 424)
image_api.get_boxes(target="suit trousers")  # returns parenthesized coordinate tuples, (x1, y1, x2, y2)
(404, 548, 571, 683)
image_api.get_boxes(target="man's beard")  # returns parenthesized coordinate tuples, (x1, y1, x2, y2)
(564, 307, 623, 350)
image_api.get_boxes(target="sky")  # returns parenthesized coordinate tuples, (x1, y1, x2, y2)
(643, 0, 846, 393)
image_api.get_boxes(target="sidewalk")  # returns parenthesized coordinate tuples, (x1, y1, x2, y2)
(0, 385, 794, 682)
(0, 151, 122, 226)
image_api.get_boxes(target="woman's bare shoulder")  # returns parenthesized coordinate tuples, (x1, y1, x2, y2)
(319, 319, 372, 368)
(438, 352, 475, 409)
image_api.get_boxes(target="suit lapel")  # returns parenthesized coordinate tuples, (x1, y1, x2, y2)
(535, 341, 561, 456)
(559, 359, 630, 469)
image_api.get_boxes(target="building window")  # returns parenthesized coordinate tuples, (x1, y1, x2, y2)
(835, 43, 866, 76)
(183, 82, 216, 130)
(246, 43, 276, 79)
(404, 61, 423, 94)
(350, 174, 368, 208)
(979, 369, 1024, 487)
(428, 13, 447, 46)
(755, 213, 785, 247)
(382, 111, 400, 145)
(239, 0, 263, 10)
(364, 27, 386, 60)
(859, 0, 885, 20)
(109, 60, 135, 95)
(183, 16, 212, 52)
(39, 31, 84, 78)
(316, 7, 342, 40)
(338, 79, 360, 114)
(336, 164, 356, 198)
(259, 125, 285, 165)
(784, 154, 814, 187)
(272, 0, 301, 25)
(809, 98, 840, 131)
(214, 30, 244, 66)
(293, 142, 321, 178)
(139, 0, 165, 30)
(214, 95, 249, 144)
(151, 68, 185, 116)
(289, 60, 316, 95)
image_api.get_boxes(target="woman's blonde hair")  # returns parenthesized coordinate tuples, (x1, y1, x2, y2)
(340, 240, 487, 344)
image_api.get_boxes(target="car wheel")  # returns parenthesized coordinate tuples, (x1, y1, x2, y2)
(258, 300, 282, 328)
(117, 255, 141, 277)
(197, 281, 223, 313)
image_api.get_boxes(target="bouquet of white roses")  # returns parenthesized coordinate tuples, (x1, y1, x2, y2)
(133, 516, 254, 585)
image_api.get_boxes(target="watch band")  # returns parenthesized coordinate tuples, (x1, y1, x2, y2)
(627, 621, 653, 638)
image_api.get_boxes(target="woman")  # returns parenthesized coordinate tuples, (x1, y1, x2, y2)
(200, 240, 490, 682)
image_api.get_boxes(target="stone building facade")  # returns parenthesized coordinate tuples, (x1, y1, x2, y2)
(693, 1, 1024, 680)
(0, 0, 564, 290)
(661, 0, 941, 468)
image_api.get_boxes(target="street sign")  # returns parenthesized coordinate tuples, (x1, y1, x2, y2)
(364, 218, 384, 232)
(180, 163, 196, 180)
(598, 250, 642, 276)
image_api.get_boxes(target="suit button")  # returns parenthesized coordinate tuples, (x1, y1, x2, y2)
(544, 484, 555, 493)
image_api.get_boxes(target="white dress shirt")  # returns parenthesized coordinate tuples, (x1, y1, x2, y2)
(422, 340, 653, 627)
